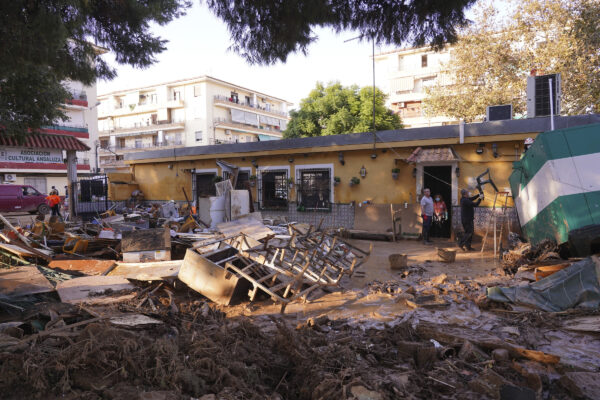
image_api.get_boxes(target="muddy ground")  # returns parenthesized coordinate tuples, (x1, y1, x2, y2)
(1, 239, 599, 399)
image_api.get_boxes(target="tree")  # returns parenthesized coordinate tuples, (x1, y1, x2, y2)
(207, 0, 476, 64)
(284, 82, 402, 138)
(424, 0, 600, 121)
(0, 0, 191, 140)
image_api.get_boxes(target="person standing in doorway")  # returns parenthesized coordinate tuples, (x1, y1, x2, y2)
(420, 188, 434, 244)
(458, 189, 483, 251)
(432, 194, 448, 237)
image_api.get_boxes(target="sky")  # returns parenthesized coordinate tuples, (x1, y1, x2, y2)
(97, 4, 396, 108)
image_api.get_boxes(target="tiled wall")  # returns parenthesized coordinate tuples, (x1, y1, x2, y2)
(451, 206, 521, 239)
(258, 202, 355, 229)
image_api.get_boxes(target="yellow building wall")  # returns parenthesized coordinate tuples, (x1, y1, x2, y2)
(126, 140, 524, 206)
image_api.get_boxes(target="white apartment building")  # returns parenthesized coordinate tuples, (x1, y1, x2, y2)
(375, 46, 456, 128)
(97, 75, 292, 170)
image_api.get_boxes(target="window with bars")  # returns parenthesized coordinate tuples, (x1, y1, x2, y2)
(259, 171, 288, 210)
(297, 169, 331, 210)
(195, 173, 217, 197)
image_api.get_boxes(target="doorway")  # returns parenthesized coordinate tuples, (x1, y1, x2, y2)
(423, 165, 452, 238)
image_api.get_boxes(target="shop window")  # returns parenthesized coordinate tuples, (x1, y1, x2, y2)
(259, 170, 288, 209)
(297, 169, 331, 210)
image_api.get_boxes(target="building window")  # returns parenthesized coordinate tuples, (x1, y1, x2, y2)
(135, 139, 142, 149)
(173, 91, 181, 101)
(196, 173, 217, 197)
(421, 54, 428, 68)
(397, 55, 404, 71)
(194, 85, 201, 97)
(151, 94, 158, 104)
(235, 171, 250, 190)
(23, 177, 47, 194)
(195, 130, 203, 142)
(259, 170, 288, 210)
(297, 169, 331, 210)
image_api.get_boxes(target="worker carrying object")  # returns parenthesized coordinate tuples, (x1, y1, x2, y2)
(420, 188, 434, 244)
(458, 188, 482, 251)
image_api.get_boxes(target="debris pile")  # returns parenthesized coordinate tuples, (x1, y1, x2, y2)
(1, 202, 599, 399)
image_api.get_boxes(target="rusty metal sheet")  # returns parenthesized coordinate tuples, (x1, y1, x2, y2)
(178, 248, 245, 305)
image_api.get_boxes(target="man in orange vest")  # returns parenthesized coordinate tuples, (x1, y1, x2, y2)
(46, 189, 62, 219)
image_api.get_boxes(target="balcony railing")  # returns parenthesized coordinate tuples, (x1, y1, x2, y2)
(213, 117, 283, 136)
(100, 141, 184, 152)
(99, 120, 185, 135)
(65, 91, 88, 107)
(213, 95, 288, 118)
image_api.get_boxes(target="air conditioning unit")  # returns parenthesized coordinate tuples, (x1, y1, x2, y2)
(486, 105, 512, 121)
(527, 73, 561, 118)
(224, 129, 231, 135)
(4, 173, 16, 182)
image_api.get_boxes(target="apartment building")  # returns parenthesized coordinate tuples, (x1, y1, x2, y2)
(97, 76, 292, 170)
(375, 46, 456, 128)
(0, 79, 101, 194)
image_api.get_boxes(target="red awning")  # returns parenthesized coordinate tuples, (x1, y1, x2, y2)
(0, 133, 89, 151)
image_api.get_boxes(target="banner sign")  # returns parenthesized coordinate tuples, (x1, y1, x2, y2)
(0, 147, 63, 164)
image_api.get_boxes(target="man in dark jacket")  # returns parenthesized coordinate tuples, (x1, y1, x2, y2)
(458, 188, 482, 251)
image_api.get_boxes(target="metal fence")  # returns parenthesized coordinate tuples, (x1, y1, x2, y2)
(72, 174, 110, 219)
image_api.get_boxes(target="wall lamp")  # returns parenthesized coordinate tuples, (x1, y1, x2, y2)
(288, 157, 294, 163)
(251, 159, 258, 168)
(371, 152, 377, 159)
(455, 167, 460, 177)
(338, 152, 345, 165)
(476, 143, 485, 154)
(492, 143, 499, 158)
(360, 165, 367, 178)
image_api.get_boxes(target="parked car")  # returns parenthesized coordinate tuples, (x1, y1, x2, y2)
(0, 184, 50, 214)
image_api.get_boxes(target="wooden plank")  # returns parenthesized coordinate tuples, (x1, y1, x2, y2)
(0, 266, 54, 298)
(0, 243, 37, 258)
(562, 316, 600, 333)
(121, 228, 170, 252)
(47, 259, 116, 276)
(56, 276, 135, 304)
(109, 260, 182, 281)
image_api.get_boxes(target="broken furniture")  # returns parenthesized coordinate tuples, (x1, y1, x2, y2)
(121, 228, 171, 263)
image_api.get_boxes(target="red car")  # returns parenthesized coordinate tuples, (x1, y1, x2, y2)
(0, 184, 50, 214)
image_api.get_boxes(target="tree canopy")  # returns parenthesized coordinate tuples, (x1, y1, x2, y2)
(207, 0, 476, 64)
(0, 0, 191, 139)
(1, 0, 475, 139)
(424, 0, 600, 122)
(284, 82, 402, 138)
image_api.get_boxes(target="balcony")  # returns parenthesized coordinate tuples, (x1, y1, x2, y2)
(99, 141, 185, 154)
(213, 95, 288, 119)
(165, 97, 184, 108)
(64, 91, 88, 109)
(99, 120, 185, 136)
(213, 117, 283, 138)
